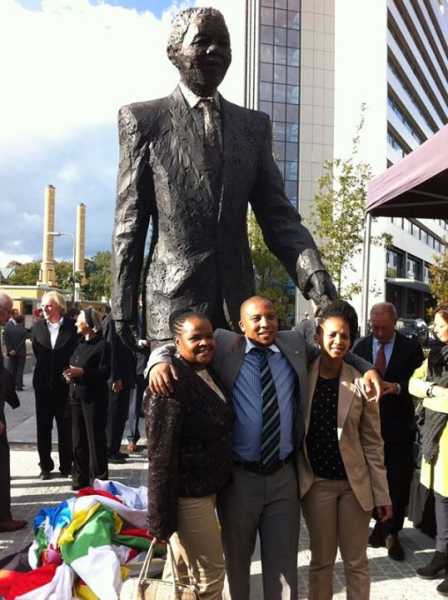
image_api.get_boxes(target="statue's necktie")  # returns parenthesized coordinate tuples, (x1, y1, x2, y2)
(252, 347, 281, 469)
(375, 343, 387, 376)
(198, 99, 223, 201)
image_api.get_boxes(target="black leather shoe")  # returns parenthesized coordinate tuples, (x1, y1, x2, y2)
(368, 523, 386, 548)
(437, 577, 448, 596)
(40, 470, 51, 481)
(108, 453, 127, 464)
(386, 534, 405, 561)
(417, 551, 448, 579)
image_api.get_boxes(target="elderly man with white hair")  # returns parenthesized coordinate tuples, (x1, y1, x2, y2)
(0, 292, 27, 532)
(31, 291, 78, 480)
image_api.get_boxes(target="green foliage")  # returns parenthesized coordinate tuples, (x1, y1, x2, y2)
(429, 247, 448, 306)
(8, 261, 40, 285)
(309, 105, 392, 299)
(82, 251, 112, 301)
(248, 212, 294, 323)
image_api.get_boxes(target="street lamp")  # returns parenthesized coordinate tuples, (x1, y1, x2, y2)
(48, 231, 77, 302)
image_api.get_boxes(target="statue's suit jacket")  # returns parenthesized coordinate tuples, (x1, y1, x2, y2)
(112, 86, 324, 341)
(298, 359, 391, 511)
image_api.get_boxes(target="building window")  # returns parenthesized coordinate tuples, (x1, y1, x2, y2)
(407, 256, 422, 281)
(423, 263, 431, 284)
(386, 248, 404, 278)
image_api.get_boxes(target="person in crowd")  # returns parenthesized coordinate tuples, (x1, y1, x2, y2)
(31, 291, 78, 480)
(149, 296, 381, 600)
(63, 308, 110, 491)
(4, 311, 28, 391)
(410, 303, 448, 596)
(103, 313, 136, 463)
(352, 302, 424, 560)
(126, 304, 150, 454)
(0, 293, 27, 533)
(146, 311, 233, 599)
(299, 300, 392, 600)
(296, 312, 317, 347)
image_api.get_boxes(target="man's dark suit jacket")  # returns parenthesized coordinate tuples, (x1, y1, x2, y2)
(4, 321, 27, 357)
(112, 86, 325, 341)
(31, 318, 78, 391)
(353, 332, 424, 443)
(102, 315, 136, 390)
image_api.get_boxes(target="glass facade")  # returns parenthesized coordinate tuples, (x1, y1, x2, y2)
(259, 0, 301, 208)
(385, 0, 448, 318)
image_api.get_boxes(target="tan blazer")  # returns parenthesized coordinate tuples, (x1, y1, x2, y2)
(298, 358, 391, 511)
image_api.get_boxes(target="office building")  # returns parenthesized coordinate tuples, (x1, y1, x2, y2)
(243, 0, 448, 320)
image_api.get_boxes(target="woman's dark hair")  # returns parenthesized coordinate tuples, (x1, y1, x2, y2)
(317, 300, 359, 347)
(434, 302, 448, 324)
(169, 309, 212, 337)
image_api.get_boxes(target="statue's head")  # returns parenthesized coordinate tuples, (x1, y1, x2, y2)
(167, 7, 231, 97)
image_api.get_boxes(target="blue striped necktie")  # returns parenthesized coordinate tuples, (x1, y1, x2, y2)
(252, 347, 281, 469)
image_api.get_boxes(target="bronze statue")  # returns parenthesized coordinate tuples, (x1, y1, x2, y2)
(112, 7, 336, 346)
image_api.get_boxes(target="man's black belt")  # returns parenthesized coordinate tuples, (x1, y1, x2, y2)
(233, 453, 293, 476)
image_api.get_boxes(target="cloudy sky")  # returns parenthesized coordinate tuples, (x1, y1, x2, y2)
(0, 0, 245, 267)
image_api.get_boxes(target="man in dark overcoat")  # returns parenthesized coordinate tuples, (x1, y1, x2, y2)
(353, 302, 424, 561)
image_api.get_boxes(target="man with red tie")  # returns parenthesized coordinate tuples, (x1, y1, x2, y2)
(353, 302, 424, 561)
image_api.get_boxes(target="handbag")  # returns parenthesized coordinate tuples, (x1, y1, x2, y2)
(120, 538, 200, 600)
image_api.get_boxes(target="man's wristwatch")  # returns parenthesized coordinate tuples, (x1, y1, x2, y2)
(426, 383, 436, 398)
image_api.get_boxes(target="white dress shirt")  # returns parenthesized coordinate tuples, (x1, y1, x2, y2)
(47, 318, 64, 349)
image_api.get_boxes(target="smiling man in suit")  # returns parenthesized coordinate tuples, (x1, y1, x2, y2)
(31, 292, 78, 480)
(353, 302, 424, 561)
(112, 6, 336, 348)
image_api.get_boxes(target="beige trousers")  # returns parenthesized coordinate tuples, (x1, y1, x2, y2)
(302, 479, 371, 600)
(166, 495, 225, 600)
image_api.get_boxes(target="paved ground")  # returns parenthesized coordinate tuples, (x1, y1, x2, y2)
(0, 373, 443, 598)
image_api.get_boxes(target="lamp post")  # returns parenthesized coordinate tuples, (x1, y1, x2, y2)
(48, 231, 77, 302)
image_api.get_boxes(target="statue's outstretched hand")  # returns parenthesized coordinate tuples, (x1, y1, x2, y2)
(307, 271, 337, 310)
(115, 320, 140, 352)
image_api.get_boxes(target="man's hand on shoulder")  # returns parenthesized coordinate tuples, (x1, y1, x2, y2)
(149, 363, 179, 397)
(358, 369, 384, 402)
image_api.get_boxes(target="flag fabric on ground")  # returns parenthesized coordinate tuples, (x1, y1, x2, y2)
(0, 480, 161, 600)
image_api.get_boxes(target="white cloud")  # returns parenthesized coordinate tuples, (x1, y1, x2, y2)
(0, 0, 247, 262)
(0, 0, 180, 159)
(0, 251, 35, 269)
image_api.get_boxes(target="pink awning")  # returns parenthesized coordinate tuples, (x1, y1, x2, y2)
(367, 124, 448, 218)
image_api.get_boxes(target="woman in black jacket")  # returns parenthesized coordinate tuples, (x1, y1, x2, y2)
(146, 311, 233, 600)
(63, 308, 110, 490)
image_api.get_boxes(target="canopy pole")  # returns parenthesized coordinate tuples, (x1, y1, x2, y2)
(361, 213, 372, 336)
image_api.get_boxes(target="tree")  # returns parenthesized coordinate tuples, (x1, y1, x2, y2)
(429, 247, 448, 305)
(247, 211, 294, 323)
(8, 261, 40, 285)
(308, 105, 391, 299)
(82, 251, 112, 301)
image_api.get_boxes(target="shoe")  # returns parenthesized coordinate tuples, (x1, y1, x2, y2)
(386, 534, 405, 561)
(108, 453, 127, 464)
(368, 523, 386, 548)
(39, 470, 51, 480)
(417, 551, 448, 579)
(0, 519, 27, 533)
(438, 577, 448, 596)
(59, 468, 72, 478)
(71, 483, 88, 491)
(127, 442, 138, 454)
